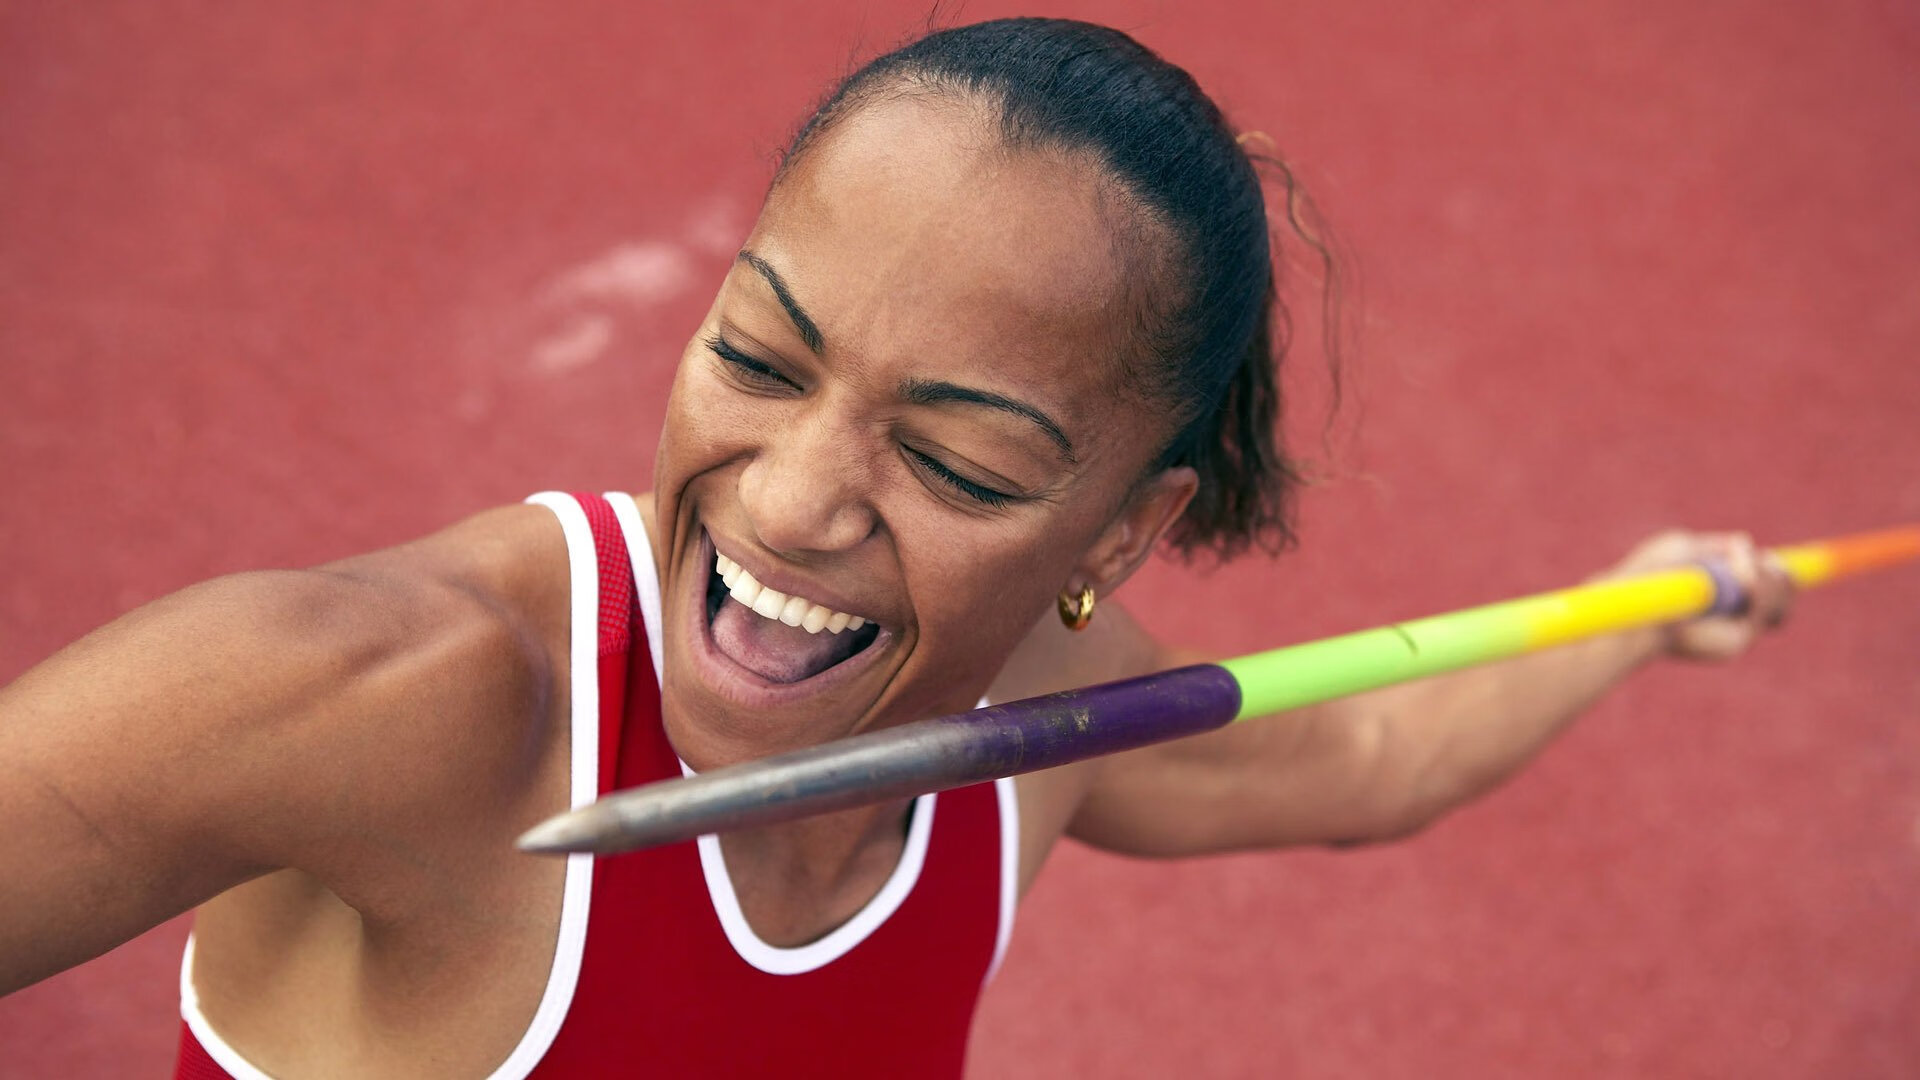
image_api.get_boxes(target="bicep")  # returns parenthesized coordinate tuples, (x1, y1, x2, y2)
(0, 572, 341, 989)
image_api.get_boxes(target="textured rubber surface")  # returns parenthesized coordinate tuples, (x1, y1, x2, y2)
(3, 2, 1917, 1077)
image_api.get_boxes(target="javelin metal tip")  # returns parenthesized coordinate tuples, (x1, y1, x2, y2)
(516, 808, 603, 854)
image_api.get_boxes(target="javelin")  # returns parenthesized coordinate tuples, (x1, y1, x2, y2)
(519, 524, 1920, 856)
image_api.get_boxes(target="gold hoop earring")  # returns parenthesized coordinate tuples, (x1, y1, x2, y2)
(1057, 584, 1096, 631)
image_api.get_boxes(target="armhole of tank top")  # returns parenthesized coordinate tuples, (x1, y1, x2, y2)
(603, 491, 664, 686)
(178, 935, 274, 1080)
(986, 773, 1020, 984)
(476, 491, 606, 1080)
(172, 498, 604, 1080)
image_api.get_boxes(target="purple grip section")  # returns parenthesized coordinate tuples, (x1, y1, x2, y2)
(571, 664, 1246, 853)
(927, 663, 1243, 776)
(1700, 559, 1750, 617)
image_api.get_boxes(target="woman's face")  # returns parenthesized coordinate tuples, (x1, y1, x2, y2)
(652, 96, 1193, 768)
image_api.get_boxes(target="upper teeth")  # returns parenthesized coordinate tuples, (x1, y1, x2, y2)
(716, 552, 868, 635)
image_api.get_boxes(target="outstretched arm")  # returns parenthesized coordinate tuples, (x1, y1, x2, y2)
(0, 507, 558, 994)
(1065, 531, 1793, 856)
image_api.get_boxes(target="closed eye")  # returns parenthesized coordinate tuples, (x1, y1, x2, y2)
(706, 334, 798, 390)
(905, 447, 1015, 508)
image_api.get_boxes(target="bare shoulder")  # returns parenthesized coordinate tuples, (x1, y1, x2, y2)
(293, 503, 576, 857)
(172, 502, 579, 854)
(0, 501, 575, 988)
(341, 501, 571, 629)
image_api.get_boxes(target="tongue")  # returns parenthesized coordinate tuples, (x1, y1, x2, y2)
(712, 598, 863, 683)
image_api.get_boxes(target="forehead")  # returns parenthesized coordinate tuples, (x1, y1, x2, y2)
(748, 95, 1148, 419)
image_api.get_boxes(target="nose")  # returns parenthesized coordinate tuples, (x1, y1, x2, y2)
(736, 410, 878, 557)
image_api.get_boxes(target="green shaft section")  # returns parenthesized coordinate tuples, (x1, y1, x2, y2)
(1218, 569, 1714, 721)
(1222, 605, 1526, 720)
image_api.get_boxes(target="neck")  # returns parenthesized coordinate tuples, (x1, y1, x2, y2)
(712, 796, 917, 948)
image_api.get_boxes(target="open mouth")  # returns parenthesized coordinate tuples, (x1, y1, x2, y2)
(702, 537, 883, 686)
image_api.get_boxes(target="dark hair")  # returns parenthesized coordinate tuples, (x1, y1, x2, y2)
(780, 17, 1339, 561)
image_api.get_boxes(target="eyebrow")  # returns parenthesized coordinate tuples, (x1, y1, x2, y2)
(900, 377, 1077, 463)
(737, 250, 823, 353)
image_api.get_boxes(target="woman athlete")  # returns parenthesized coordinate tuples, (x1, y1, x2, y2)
(0, 18, 1790, 1078)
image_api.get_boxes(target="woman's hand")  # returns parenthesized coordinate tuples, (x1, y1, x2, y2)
(1603, 530, 1796, 662)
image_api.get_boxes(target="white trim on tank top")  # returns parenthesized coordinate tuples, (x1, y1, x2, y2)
(178, 936, 274, 1080)
(987, 773, 1020, 983)
(174, 492, 604, 1080)
(481, 492, 605, 1078)
(603, 491, 664, 686)
(607, 491, 1017, 980)
(690, 767, 1019, 980)
(684, 758, 939, 976)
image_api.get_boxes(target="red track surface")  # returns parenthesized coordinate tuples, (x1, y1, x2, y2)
(3, 3, 1917, 1076)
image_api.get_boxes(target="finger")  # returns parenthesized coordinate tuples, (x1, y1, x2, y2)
(1757, 550, 1795, 630)
(1697, 532, 1755, 619)
(1730, 531, 1756, 593)
(1612, 527, 1721, 579)
(1738, 536, 1768, 617)
(1723, 532, 1799, 635)
(1685, 616, 1755, 658)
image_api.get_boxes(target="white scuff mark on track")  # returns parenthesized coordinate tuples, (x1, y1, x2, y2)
(548, 241, 693, 308)
(530, 312, 616, 375)
(526, 240, 696, 375)
(524, 207, 746, 377)
(685, 199, 748, 255)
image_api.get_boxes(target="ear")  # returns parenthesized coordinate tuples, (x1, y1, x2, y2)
(1069, 466, 1199, 598)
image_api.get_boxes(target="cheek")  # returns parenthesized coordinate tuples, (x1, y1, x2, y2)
(657, 360, 769, 482)
(880, 528, 1078, 718)
(896, 523, 1076, 652)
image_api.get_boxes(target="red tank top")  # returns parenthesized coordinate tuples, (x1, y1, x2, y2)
(175, 491, 1018, 1079)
